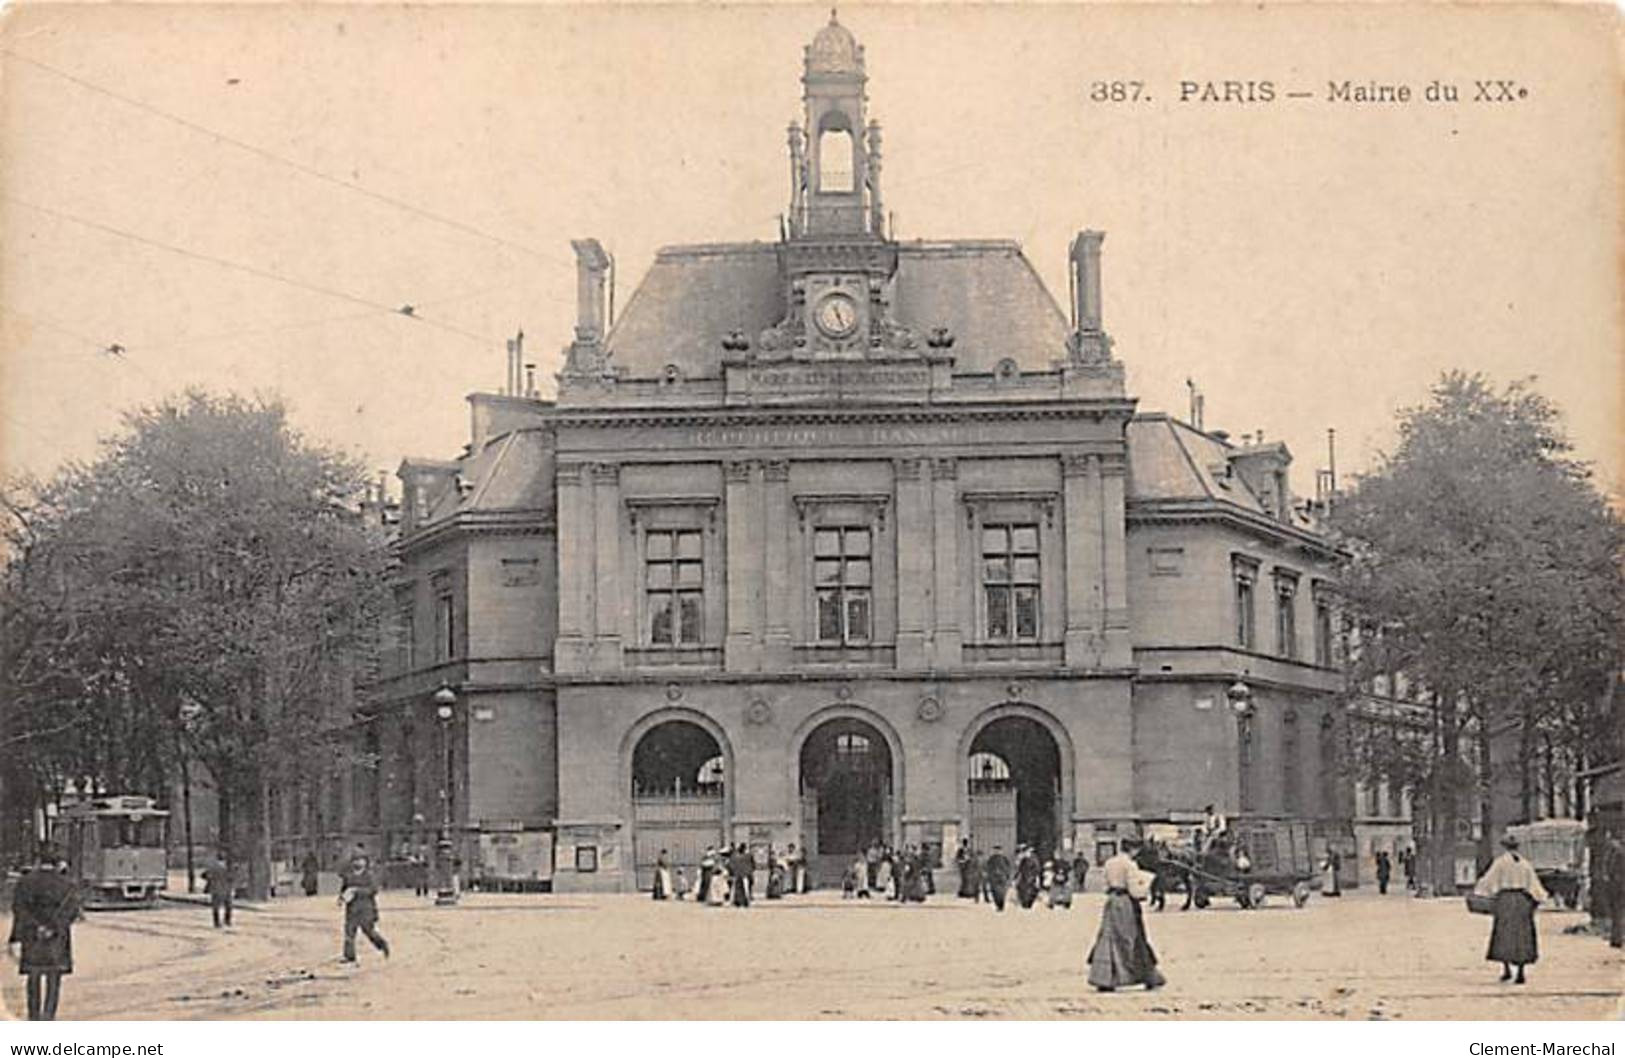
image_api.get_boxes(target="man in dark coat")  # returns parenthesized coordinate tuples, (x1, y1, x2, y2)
(203, 852, 234, 929)
(338, 853, 390, 963)
(1375, 850, 1392, 895)
(1605, 835, 1625, 949)
(728, 843, 753, 908)
(983, 845, 1012, 911)
(7, 842, 80, 1021)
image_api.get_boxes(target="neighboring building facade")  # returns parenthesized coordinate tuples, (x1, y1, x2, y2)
(363, 16, 1351, 892)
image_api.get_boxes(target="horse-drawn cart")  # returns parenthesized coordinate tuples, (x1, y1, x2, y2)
(1146, 818, 1319, 910)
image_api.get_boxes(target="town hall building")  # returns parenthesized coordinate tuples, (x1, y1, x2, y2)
(357, 16, 1350, 892)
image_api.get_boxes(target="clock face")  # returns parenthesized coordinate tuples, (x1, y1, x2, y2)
(813, 292, 860, 338)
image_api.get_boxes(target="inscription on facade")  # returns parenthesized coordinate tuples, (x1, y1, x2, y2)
(688, 421, 995, 450)
(726, 361, 934, 404)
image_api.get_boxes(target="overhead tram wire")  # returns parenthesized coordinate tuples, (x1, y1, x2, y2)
(0, 49, 576, 274)
(6, 195, 495, 347)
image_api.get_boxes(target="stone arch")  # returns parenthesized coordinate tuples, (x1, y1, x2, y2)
(957, 701, 1078, 857)
(788, 703, 907, 859)
(619, 706, 736, 837)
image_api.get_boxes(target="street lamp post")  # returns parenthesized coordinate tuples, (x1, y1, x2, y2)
(1227, 680, 1256, 815)
(432, 684, 459, 906)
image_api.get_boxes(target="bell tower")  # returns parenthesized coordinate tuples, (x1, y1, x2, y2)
(759, 13, 915, 361)
(789, 11, 882, 239)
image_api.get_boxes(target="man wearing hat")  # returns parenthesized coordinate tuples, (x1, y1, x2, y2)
(1473, 832, 1547, 984)
(337, 851, 390, 963)
(6, 842, 80, 1020)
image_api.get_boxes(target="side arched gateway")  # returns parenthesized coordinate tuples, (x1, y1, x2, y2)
(623, 710, 732, 891)
(960, 703, 1075, 861)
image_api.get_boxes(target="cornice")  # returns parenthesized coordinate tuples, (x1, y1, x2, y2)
(1126, 498, 1343, 559)
(395, 509, 555, 556)
(546, 402, 1138, 432)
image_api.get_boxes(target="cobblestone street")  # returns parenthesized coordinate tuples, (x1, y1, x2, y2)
(3, 888, 1618, 1021)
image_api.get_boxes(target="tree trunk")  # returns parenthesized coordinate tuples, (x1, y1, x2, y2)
(1518, 706, 1533, 823)
(1435, 690, 1460, 894)
(218, 782, 233, 879)
(180, 752, 196, 893)
(1475, 713, 1494, 873)
(251, 764, 274, 900)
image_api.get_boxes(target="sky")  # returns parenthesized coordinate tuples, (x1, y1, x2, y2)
(1, 3, 1618, 500)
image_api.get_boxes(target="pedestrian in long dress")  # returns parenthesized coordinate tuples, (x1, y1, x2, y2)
(6, 843, 79, 1021)
(300, 850, 321, 897)
(1047, 858, 1074, 909)
(1087, 838, 1165, 992)
(1375, 851, 1392, 895)
(1474, 833, 1547, 984)
(1015, 847, 1041, 909)
(652, 849, 672, 900)
(338, 853, 390, 963)
(875, 852, 895, 901)
(203, 852, 234, 929)
(983, 846, 1012, 911)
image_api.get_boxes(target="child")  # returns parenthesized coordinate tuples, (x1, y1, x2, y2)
(674, 867, 689, 900)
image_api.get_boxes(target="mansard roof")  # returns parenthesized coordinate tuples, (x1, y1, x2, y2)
(1127, 414, 1328, 539)
(602, 239, 1070, 379)
(418, 428, 555, 526)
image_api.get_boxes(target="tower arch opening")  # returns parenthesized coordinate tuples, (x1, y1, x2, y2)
(629, 718, 726, 890)
(967, 715, 1063, 859)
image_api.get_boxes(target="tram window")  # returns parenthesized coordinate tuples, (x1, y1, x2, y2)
(98, 817, 165, 847)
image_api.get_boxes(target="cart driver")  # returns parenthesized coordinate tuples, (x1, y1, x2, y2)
(1201, 805, 1229, 851)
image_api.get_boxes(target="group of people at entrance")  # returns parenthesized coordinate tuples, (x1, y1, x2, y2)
(843, 843, 935, 902)
(652, 843, 810, 906)
(954, 840, 1088, 911)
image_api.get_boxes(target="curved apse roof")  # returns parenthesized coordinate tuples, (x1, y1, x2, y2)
(601, 239, 1071, 379)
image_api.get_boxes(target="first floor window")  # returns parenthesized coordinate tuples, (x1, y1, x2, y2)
(1235, 570, 1256, 649)
(1276, 576, 1298, 659)
(815, 527, 872, 644)
(983, 523, 1040, 641)
(646, 529, 704, 645)
(434, 593, 455, 661)
(1314, 597, 1334, 666)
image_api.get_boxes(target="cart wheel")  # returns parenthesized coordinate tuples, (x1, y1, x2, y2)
(1194, 888, 1211, 909)
(1247, 883, 1267, 909)
(1291, 882, 1310, 908)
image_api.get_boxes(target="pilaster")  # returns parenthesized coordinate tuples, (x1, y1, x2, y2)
(724, 460, 761, 672)
(591, 462, 622, 670)
(1100, 451, 1131, 666)
(1062, 452, 1105, 668)
(894, 457, 928, 669)
(929, 456, 961, 667)
(762, 459, 792, 668)
(554, 459, 593, 673)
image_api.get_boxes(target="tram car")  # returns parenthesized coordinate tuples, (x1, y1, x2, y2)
(56, 795, 169, 908)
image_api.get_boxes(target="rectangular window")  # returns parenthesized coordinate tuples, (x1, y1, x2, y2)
(1275, 576, 1298, 659)
(814, 526, 872, 644)
(396, 604, 415, 672)
(1314, 597, 1333, 666)
(1234, 567, 1257, 649)
(982, 523, 1040, 641)
(434, 593, 455, 662)
(646, 529, 704, 646)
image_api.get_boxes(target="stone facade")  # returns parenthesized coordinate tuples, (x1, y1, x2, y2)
(363, 15, 1350, 892)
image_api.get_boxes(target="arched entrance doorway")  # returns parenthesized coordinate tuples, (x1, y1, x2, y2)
(799, 716, 893, 886)
(630, 718, 726, 891)
(967, 715, 1063, 859)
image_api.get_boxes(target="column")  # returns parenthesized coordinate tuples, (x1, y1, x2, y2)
(929, 457, 961, 667)
(591, 462, 622, 671)
(762, 460, 792, 669)
(554, 460, 592, 673)
(1062, 452, 1105, 668)
(1100, 451, 1131, 666)
(894, 457, 928, 669)
(724, 460, 759, 672)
